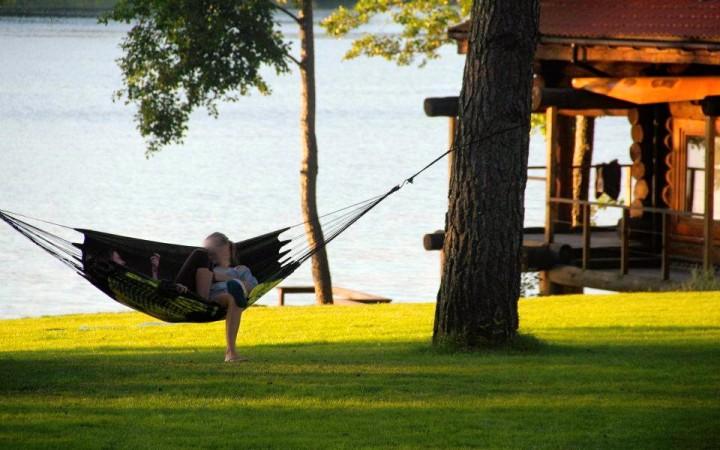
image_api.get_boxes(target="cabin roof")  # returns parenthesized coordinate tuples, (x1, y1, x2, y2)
(448, 0, 720, 45)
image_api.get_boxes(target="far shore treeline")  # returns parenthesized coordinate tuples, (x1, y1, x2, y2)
(0, 0, 357, 17)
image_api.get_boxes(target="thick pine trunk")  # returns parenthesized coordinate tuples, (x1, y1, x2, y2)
(433, 0, 539, 347)
(298, 1, 333, 304)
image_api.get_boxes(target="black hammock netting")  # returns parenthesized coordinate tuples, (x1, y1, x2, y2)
(0, 192, 393, 323)
(0, 125, 523, 323)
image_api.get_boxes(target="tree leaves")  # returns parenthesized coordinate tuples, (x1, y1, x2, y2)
(321, 0, 471, 67)
(102, 0, 291, 155)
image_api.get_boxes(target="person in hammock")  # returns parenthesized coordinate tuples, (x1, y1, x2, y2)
(159, 232, 258, 363)
(91, 249, 160, 279)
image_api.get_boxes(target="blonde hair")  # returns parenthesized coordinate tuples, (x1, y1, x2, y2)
(206, 232, 238, 265)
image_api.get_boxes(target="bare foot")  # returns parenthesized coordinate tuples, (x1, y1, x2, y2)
(224, 354, 249, 363)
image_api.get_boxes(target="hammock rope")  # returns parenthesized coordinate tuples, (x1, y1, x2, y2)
(0, 124, 524, 322)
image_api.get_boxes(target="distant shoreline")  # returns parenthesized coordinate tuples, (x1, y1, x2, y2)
(0, 9, 108, 18)
(0, 1, 355, 18)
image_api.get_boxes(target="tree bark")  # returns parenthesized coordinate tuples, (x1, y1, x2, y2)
(571, 116, 594, 227)
(298, 1, 333, 304)
(433, 0, 539, 347)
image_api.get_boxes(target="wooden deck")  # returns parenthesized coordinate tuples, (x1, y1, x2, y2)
(546, 265, 693, 292)
(523, 227, 701, 291)
(524, 229, 624, 249)
(523, 226, 661, 271)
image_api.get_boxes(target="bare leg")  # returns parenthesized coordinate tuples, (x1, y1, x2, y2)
(225, 301, 244, 361)
(195, 268, 213, 300)
(214, 293, 247, 362)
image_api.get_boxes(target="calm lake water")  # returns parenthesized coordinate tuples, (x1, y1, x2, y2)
(0, 15, 631, 318)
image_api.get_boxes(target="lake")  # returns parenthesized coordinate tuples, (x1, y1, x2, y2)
(0, 15, 631, 318)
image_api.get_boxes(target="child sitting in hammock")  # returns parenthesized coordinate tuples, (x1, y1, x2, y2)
(154, 231, 257, 363)
(160, 232, 258, 304)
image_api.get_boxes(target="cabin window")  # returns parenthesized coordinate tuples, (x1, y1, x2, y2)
(685, 135, 720, 219)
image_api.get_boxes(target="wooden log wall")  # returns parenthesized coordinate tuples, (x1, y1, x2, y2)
(627, 108, 651, 218)
(626, 106, 670, 220)
(661, 115, 674, 208)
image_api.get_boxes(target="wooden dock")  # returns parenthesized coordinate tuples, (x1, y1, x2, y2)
(276, 286, 392, 306)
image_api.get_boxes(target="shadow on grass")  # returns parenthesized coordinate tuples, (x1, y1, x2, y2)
(426, 332, 547, 356)
(1, 326, 719, 448)
(1, 326, 718, 398)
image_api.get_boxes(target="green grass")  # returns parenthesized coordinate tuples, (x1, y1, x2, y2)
(1, 292, 719, 449)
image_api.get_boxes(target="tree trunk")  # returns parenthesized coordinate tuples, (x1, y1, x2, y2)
(298, 1, 333, 304)
(433, 0, 539, 347)
(571, 116, 594, 227)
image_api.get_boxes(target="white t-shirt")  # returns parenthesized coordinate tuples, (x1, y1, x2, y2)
(209, 265, 258, 300)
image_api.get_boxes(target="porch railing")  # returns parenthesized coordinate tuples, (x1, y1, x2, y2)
(548, 197, 709, 281)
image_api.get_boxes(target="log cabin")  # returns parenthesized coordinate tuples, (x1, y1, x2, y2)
(423, 0, 720, 293)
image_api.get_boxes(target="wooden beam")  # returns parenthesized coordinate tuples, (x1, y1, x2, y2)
(423, 231, 572, 271)
(572, 116, 594, 227)
(555, 115, 576, 225)
(424, 88, 634, 119)
(558, 108, 628, 117)
(573, 77, 720, 104)
(423, 97, 459, 117)
(704, 115, 716, 271)
(661, 213, 670, 281)
(545, 107, 558, 244)
(535, 42, 720, 66)
(547, 265, 682, 292)
(620, 208, 629, 275)
(533, 87, 634, 111)
(582, 202, 590, 269)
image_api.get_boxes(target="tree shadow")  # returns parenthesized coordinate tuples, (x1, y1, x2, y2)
(1, 326, 718, 448)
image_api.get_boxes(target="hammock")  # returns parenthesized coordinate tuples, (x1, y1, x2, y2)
(0, 193, 391, 323)
(0, 126, 521, 323)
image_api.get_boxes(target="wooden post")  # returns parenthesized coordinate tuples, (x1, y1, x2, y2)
(540, 106, 561, 296)
(703, 116, 716, 272)
(620, 208, 629, 275)
(572, 116, 594, 228)
(582, 202, 590, 270)
(624, 166, 632, 207)
(661, 212, 670, 281)
(545, 106, 558, 243)
(556, 115, 576, 226)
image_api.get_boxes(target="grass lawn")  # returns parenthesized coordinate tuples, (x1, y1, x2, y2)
(0, 292, 719, 449)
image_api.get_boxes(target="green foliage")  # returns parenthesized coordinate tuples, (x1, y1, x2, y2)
(589, 193, 624, 226)
(1, 293, 719, 447)
(530, 112, 546, 135)
(323, 1, 548, 135)
(520, 271, 539, 297)
(322, 0, 471, 66)
(101, 1, 291, 155)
